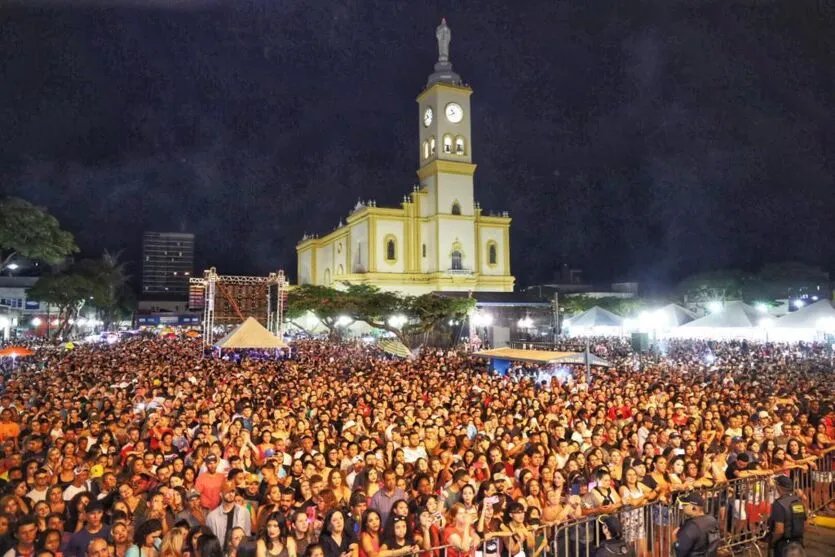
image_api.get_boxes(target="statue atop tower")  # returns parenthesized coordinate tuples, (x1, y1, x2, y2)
(427, 18, 462, 87)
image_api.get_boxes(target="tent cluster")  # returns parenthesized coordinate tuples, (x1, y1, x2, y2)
(564, 299, 835, 341)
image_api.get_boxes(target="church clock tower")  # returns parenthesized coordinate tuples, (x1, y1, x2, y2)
(417, 18, 476, 219)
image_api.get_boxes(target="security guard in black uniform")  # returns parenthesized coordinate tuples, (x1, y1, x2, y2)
(768, 475, 806, 557)
(674, 493, 721, 557)
(593, 515, 635, 557)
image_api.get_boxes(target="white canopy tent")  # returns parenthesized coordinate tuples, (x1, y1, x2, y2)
(215, 317, 288, 349)
(654, 303, 697, 327)
(565, 306, 624, 336)
(770, 299, 835, 342)
(671, 301, 765, 340)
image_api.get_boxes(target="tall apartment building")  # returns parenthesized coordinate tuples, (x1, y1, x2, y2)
(141, 232, 195, 297)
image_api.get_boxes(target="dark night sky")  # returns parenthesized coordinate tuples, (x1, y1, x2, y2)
(1, 1, 834, 291)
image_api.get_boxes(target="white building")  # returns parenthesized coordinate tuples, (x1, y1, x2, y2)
(296, 19, 514, 295)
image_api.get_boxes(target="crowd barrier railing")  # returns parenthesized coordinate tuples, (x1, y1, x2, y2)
(528, 449, 834, 557)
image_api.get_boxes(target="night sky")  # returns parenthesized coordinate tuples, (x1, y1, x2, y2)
(1, 1, 834, 291)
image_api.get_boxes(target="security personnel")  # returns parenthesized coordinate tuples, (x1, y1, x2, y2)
(768, 475, 806, 557)
(674, 493, 721, 557)
(594, 515, 634, 557)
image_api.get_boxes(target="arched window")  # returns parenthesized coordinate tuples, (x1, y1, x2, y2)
(429, 137, 436, 156)
(451, 250, 463, 270)
(488, 242, 498, 266)
(455, 136, 465, 155)
(422, 244, 427, 258)
(451, 201, 461, 215)
(423, 140, 429, 160)
(443, 135, 453, 153)
(386, 238, 396, 261)
(323, 268, 331, 285)
(337, 264, 344, 276)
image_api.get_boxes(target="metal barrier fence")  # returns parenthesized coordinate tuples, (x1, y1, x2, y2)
(467, 449, 832, 557)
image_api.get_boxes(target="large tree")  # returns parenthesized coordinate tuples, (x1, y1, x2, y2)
(285, 284, 351, 333)
(27, 273, 95, 338)
(286, 283, 475, 347)
(74, 250, 133, 329)
(675, 269, 746, 306)
(0, 197, 78, 272)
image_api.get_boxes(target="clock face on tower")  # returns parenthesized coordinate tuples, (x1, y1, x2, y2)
(423, 107, 433, 127)
(445, 102, 463, 123)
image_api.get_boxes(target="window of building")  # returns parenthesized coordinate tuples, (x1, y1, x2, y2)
(455, 136, 465, 155)
(451, 201, 461, 215)
(337, 264, 344, 275)
(422, 244, 427, 258)
(423, 140, 429, 159)
(429, 137, 436, 156)
(443, 135, 452, 153)
(323, 268, 331, 285)
(386, 238, 396, 261)
(488, 242, 498, 266)
(451, 250, 463, 270)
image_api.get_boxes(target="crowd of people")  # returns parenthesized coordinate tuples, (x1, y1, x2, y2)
(0, 335, 831, 557)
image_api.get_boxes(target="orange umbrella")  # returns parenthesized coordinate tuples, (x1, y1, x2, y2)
(185, 330, 200, 338)
(0, 346, 34, 358)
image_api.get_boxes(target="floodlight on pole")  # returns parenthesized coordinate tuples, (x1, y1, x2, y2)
(31, 317, 42, 327)
(793, 299, 805, 309)
(755, 303, 768, 313)
(7, 264, 19, 271)
(707, 301, 723, 314)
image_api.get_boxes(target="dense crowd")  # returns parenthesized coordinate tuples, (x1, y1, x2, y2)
(0, 336, 832, 557)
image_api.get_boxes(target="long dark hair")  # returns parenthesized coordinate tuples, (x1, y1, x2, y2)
(381, 514, 414, 549)
(258, 513, 289, 551)
(196, 534, 224, 557)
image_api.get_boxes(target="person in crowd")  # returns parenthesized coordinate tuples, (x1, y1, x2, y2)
(673, 494, 719, 557)
(205, 484, 250, 552)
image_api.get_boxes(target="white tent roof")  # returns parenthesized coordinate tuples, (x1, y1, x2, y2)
(569, 306, 623, 328)
(773, 299, 835, 329)
(655, 303, 697, 327)
(679, 301, 761, 329)
(215, 317, 288, 349)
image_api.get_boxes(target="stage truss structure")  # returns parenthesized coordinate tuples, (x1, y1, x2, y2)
(189, 267, 288, 347)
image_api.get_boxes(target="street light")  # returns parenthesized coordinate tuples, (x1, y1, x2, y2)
(31, 317, 42, 327)
(793, 299, 806, 309)
(707, 301, 723, 314)
(517, 316, 533, 329)
(7, 263, 19, 271)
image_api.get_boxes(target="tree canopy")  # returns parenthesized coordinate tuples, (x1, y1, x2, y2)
(0, 197, 78, 272)
(286, 283, 475, 347)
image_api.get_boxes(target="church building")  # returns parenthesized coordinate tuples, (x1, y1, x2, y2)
(296, 20, 515, 295)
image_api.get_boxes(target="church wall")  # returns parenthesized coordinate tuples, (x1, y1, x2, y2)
(350, 220, 369, 273)
(330, 235, 349, 279)
(436, 216, 476, 272)
(478, 225, 507, 275)
(420, 221, 436, 274)
(374, 218, 405, 274)
(420, 177, 437, 217)
(435, 174, 474, 216)
(298, 248, 313, 285)
(315, 243, 335, 285)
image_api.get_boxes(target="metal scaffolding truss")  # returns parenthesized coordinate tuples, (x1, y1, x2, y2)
(189, 267, 288, 346)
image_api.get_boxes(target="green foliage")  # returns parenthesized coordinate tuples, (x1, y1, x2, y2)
(73, 250, 132, 329)
(27, 273, 95, 338)
(286, 283, 475, 346)
(560, 295, 646, 317)
(677, 263, 830, 307)
(675, 269, 746, 305)
(0, 197, 78, 271)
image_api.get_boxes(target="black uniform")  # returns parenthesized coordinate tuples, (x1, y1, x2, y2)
(768, 493, 806, 557)
(675, 514, 720, 557)
(593, 539, 635, 557)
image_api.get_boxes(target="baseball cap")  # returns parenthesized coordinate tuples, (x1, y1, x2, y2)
(775, 476, 793, 490)
(732, 436, 745, 443)
(187, 490, 201, 500)
(205, 455, 218, 463)
(677, 493, 705, 508)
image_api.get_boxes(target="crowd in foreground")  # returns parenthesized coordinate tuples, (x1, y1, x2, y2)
(0, 335, 831, 557)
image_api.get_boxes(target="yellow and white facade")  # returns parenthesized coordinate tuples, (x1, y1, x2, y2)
(296, 20, 514, 295)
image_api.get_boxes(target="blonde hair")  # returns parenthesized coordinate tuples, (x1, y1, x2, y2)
(159, 527, 186, 557)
